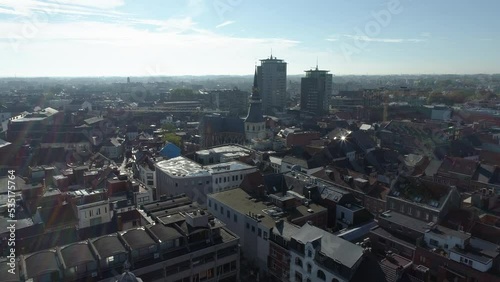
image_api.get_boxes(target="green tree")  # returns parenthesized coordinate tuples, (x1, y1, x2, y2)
(162, 133, 181, 147)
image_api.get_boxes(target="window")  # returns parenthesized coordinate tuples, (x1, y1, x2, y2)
(429, 239, 439, 247)
(307, 263, 312, 273)
(240, 175, 243, 180)
(234, 214, 237, 222)
(175, 182, 178, 187)
(379, 237, 386, 244)
(208, 200, 212, 207)
(215, 178, 218, 184)
(420, 256, 426, 263)
(221, 206, 224, 214)
(317, 270, 326, 280)
(246, 223, 250, 229)
(251, 226, 255, 232)
(295, 257, 303, 267)
(227, 210, 230, 218)
(295, 271, 303, 282)
(97, 208, 101, 215)
(206, 180, 209, 184)
(214, 203, 218, 210)
(258, 228, 262, 237)
(263, 231, 268, 240)
(407, 206, 412, 215)
(308, 249, 313, 257)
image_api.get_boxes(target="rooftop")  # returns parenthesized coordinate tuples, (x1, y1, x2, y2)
(148, 224, 184, 241)
(120, 227, 157, 250)
(292, 223, 364, 269)
(205, 161, 255, 173)
(379, 211, 433, 234)
(425, 224, 471, 241)
(209, 188, 325, 229)
(196, 145, 251, 156)
(155, 156, 210, 177)
(91, 234, 127, 259)
(23, 249, 60, 279)
(59, 241, 96, 268)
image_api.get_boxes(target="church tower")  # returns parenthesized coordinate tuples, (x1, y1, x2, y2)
(244, 68, 266, 142)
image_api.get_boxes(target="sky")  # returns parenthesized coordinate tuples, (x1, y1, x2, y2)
(0, 0, 499, 77)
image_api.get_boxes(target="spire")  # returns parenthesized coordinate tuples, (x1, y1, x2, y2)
(270, 48, 273, 59)
(251, 66, 260, 99)
(316, 57, 319, 71)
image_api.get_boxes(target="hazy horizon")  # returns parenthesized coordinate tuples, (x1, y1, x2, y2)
(1, 0, 499, 77)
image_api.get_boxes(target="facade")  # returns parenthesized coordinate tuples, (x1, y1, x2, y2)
(300, 67, 332, 115)
(258, 55, 287, 114)
(206, 161, 257, 193)
(244, 68, 266, 142)
(69, 189, 112, 229)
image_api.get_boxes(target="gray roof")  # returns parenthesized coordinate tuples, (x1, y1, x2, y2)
(24, 250, 60, 279)
(148, 224, 184, 241)
(91, 234, 127, 259)
(120, 227, 156, 250)
(380, 211, 432, 234)
(292, 223, 364, 268)
(60, 241, 96, 268)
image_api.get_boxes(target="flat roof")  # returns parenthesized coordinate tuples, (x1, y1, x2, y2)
(155, 156, 210, 177)
(380, 211, 432, 234)
(209, 188, 325, 229)
(205, 161, 255, 173)
(196, 145, 251, 155)
(370, 226, 417, 250)
(426, 224, 471, 241)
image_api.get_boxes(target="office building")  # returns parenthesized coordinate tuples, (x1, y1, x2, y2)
(300, 67, 332, 115)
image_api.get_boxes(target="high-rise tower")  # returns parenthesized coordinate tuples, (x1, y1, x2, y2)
(244, 68, 266, 141)
(258, 54, 287, 114)
(300, 65, 332, 115)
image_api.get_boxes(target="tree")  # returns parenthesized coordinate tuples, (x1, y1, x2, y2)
(162, 133, 182, 147)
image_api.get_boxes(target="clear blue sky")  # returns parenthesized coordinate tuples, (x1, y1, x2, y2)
(1, 0, 499, 76)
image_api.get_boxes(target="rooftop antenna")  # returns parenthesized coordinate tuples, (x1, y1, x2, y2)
(316, 57, 319, 71)
(270, 48, 273, 59)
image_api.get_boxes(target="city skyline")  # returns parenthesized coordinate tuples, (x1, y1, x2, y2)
(1, 0, 499, 77)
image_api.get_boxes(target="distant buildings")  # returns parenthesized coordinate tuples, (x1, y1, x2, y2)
(258, 55, 287, 114)
(300, 67, 332, 115)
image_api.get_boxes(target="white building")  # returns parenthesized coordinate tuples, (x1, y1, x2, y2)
(206, 161, 257, 193)
(70, 190, 112, 229)
(423, 224, 500, 273)
(155, 156, 212, 204)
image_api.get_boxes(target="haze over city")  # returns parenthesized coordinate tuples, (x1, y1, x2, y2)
(1, 0, 500, 77)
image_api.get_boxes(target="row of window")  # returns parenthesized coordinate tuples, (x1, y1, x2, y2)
(214, 174, 243, 184)
(83, 206, 107, 218)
